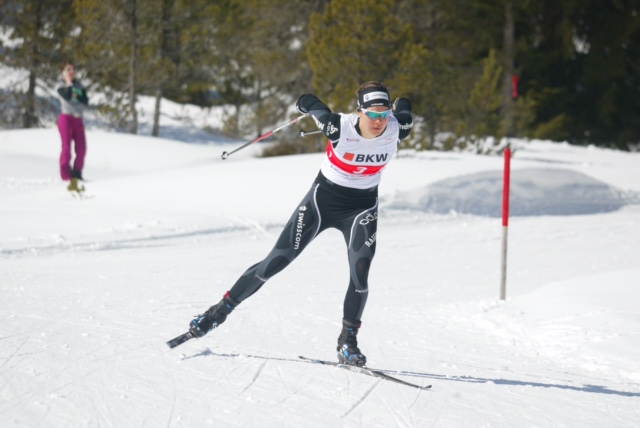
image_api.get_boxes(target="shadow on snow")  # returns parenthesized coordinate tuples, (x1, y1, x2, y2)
(390, 168, 640, 217)
(181, 349, 640, 398)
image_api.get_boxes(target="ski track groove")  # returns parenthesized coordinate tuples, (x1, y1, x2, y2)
(378, 390, 411, 428)
(97, 370, 109, 428)
(8, 313, 151, 337)
(0, 223, 283, 258)
(5, 364, 107, 418)
(0, 336, 28, 369)
(0, 338, 157, 417)
(163, 354, 178, 428)
(230, 216, 274, 238)
(35, 396, 53, 428)
(238, 359, 268, 397)
(273, 366, 296, 406)
(431, 401, 448, 427)
(341, 379, 382, 419)
(404, 387, 421, 426)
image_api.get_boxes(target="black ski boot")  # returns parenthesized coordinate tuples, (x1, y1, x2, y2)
(336, 319, 367, 367)
(189, 293, 238, 338)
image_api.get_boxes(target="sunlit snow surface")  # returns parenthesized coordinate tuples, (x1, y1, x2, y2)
(1, 125, 639, 427)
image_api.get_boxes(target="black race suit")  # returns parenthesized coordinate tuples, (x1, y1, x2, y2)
(228, 96, 412, 324)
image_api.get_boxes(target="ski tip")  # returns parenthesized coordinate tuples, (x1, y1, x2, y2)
(166, 332, 194, 349)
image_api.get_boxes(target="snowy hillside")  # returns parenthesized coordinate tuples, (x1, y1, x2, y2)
(1, 123, 639, 427)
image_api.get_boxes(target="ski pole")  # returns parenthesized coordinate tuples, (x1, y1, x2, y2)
(299, 129, 322, 137)
(221, 113, 309, 160)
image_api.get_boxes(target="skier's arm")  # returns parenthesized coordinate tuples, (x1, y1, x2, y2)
(74, 85, 89, 105)
(57, 81, 89, 105)
(296, 94, 342, 140)
(57, 86, 73, 101)
(392, 98, 413, 140)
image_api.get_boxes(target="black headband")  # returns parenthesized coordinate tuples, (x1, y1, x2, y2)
(358, 86, 391, 109)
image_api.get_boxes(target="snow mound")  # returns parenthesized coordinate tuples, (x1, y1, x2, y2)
(391, 168, 637, 216)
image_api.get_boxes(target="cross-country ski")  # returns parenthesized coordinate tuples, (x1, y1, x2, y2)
(298, 356, 432, 390)
(166, 331, 194, 348)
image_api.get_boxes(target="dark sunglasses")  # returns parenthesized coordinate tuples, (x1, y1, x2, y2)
(361, 108, 392, 120)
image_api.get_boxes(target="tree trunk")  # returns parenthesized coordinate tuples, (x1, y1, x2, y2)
(256, 78, 263, 137)
(152, 87, 162, 137)
(24, 71, 38, 128)
(426, 5, 437, 149)
(503, 1, 515, 138)
(152, 0, 172, 138)
(23, 3, 42, 129)
(128, 0, 138, 134)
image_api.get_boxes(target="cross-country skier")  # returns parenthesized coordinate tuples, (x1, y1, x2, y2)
(56, 61, 89, 193)
(189, 81, 413, 367)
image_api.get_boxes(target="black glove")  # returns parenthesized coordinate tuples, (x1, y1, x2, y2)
(296, 94, 319, 114)
(392, 97, 412, 114)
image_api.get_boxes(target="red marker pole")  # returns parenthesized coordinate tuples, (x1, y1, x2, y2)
(500, 147, 511, 300)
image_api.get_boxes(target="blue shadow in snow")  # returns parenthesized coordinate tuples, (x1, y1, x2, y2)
(180, 350, 640, 398)
(390, 168, 640, 217)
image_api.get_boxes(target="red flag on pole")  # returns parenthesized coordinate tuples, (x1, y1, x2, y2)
(512, 75, 519, 100)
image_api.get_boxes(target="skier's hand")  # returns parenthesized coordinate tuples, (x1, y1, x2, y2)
(392, 97, 412, 114)
(296, 94, 319, 114)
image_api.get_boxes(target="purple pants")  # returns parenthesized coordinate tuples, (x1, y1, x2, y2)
(58, 114, 87, 180)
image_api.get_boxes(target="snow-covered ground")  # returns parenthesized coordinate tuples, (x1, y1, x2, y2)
(1, 119, 640, 427)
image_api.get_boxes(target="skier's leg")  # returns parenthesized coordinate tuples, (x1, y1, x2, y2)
(229, 182, 323, 302)
(336, 200, 378, 366)
(341, 200, 378, 322)
(58, 115, 73, 180)
(190, 182, 324, 337)
(71, 117, 87, 176)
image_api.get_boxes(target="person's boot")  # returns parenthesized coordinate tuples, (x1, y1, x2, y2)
(336, 319, 367, 367)
(67, 178, 85, 193)
(189, 293, 238, 338)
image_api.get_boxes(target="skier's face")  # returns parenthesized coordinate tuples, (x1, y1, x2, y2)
(63, 64, 75, 80)
(358, 106, 391, 139)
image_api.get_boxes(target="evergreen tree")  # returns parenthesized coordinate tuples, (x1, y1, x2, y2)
(571, 1, 640, 148)
(1, 0, 637, 149)
(512, 0, 640, 148)
(0, 0, 74, 128)
(514, 0, 584, 142)
(147, 0, 221, 137)
(71, 0, 170, 134)
(307, 0, 414, 112)
(72, 0, 136, 132)
(464, 49, 503, 141)
(395, 0, 468, 149)
(209, 0, 314, 139)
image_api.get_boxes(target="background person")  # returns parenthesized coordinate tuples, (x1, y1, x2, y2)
(56, 61, 89, 192)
